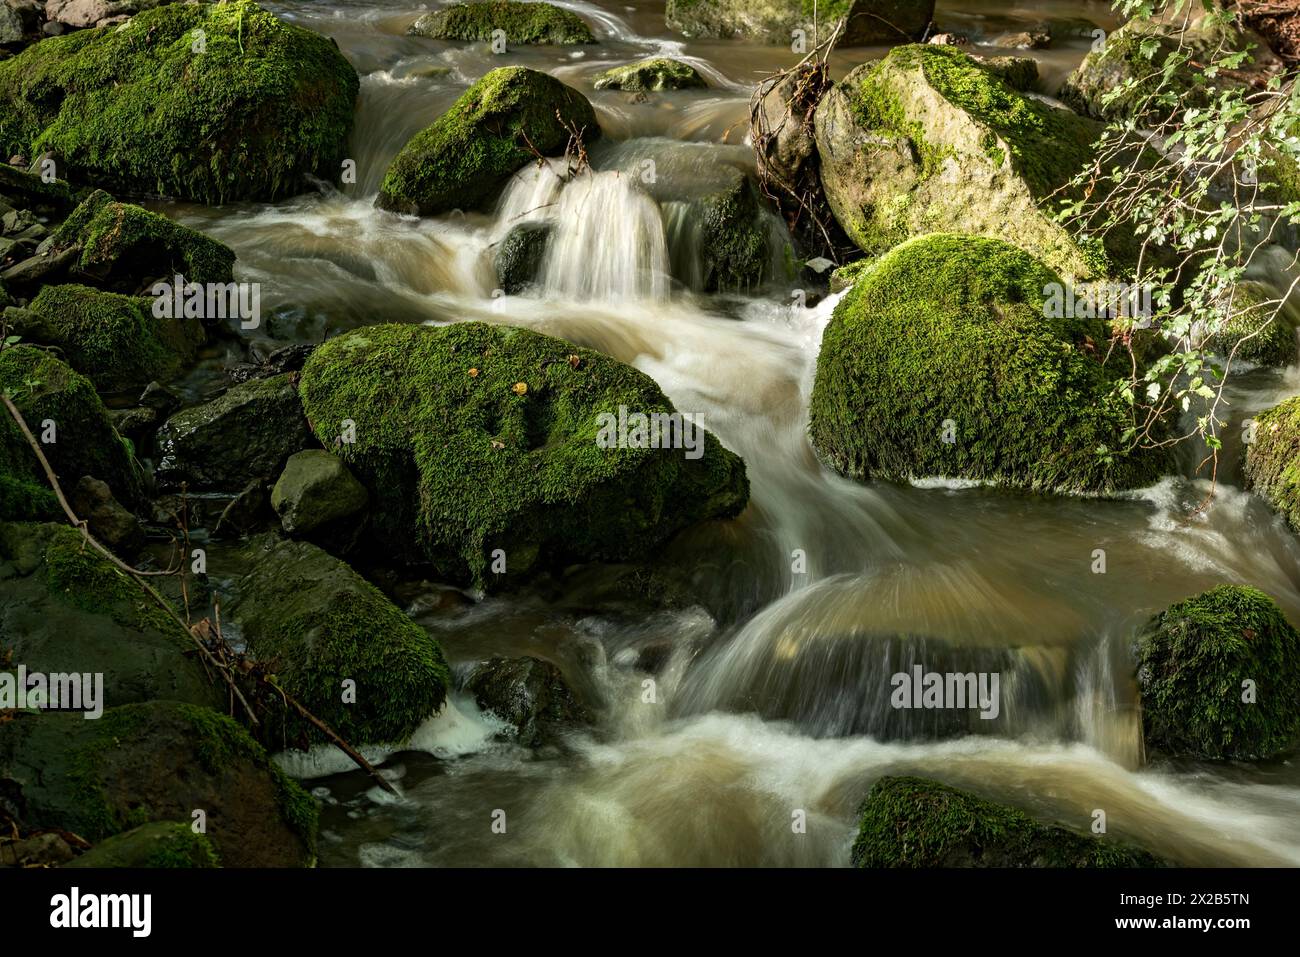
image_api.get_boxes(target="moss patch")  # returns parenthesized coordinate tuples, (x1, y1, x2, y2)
(851, 776, 1166, 867)
(594, 57, 706, 92)
(376, 66, 600, 216)
(298, 321, 749, 587)
(0, 1, 359, 203)
(409, 1, 595, 44)
(1136, 585, 1300, 761)
(808, 233, 1171, 494)
(1246, 396, 1300, 531)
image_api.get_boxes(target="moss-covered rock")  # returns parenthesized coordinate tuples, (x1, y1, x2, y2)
(698, 169, 775, 293)
(0, 163, 76, 217)
(1207, 282, 1298, 368)
(808, 234, 1170, 494)
(0, 521, 223, 709)
(1136, 586, 1300, 761)
(297, 321, 750, 587)
(493, 221, 551, 294)
(0, 345, 142, 506)
(155, 373, 314, 489)
(828, 256, 873, 292)
(666, 0, 933, 46)
(376, 66, 600, 216)
(814, 43, 1113, 280)
(851, 776, 1166, 867)
(594, 57, 706, 92)
(51, 189, 235, 293)
(409, 1, 595, 45)
(1246, 396, 1300, 532)
(0, 701, 317, 866)
(270, 449, 368, 536)
(20, 283, 204, 393)
(0, 1, 359, 203)
(228, 536, 450, 748)
(66, 820, 221, 868)
(465, 655, 591, 746)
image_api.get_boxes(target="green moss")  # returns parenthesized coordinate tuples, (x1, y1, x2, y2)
(0, 345, 142, 504)
(852, 776, 1165, 867)
(138, 825, 221, 868)
(808, 234, 1171, 494)
(409, 1, 595, 44)
(52, 190, 235, 288)
(68, 821, 221, 868)
(377, 66, 600, 216)
(298, 321, 749, 587)
(1136, 586, 1300, 761)
(593, 57, 706, 92)
(0, 1, 359, 203)
(848, 58, 953, 182)
(42, 523, 175, 634)
(828, 257, 874, 293)
(27, 284, 179, 393)
(701, 174, 770, 292)
(1247, 396, 1300, 531)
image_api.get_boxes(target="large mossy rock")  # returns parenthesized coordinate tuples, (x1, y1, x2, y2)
(297, 321, 750, 586)
(1137, 586, 1300, 761)
(18, 283, 205, 393)
(0, 345, 142, 508)
(0, 522, 223, 710)
(66, 821, 220, 868)
(594, 57, 706, 92)
(666, 0, 932, 46)
(851, 776, 1165, 867)
(0, 2, 359, 203)
(808, 234, 1170, 494)
(51, 189, 235, 293)
(1245, 396, 1300, 531)
(376, 66, 600, 216)
(0, 701, 317, 866)
(814, 43, 1111, 280)
(408, 1, 595, 45)
(155, 373, 315, 490)
(227, 536, 450, 749)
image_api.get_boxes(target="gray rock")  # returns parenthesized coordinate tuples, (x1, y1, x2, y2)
(492, 221, 551, 295)
(70, 475, 143, 554)
(271, 449, 368, 536)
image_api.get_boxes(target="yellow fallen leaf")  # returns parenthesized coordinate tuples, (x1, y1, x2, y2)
(512, 382, 528, 395)
(468, 368, 479, 377)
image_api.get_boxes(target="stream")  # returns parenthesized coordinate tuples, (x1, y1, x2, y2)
(161, 0, 1300, 867)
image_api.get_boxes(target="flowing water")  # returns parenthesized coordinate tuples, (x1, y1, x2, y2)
(162, 0, 1300, 866)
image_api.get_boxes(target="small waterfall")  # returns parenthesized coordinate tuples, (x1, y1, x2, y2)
(539, 170, 672, 302)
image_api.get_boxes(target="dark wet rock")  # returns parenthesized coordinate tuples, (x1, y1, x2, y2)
(0, 831, 76, 867)
(226, 343, 316, 384)
(465, 655, 591, 746)
(0, 701, 318, 867)
(697, 169, 775, 293)
(271, 449, 368, 537)
(155, 373, 315, 490)
(852, 776, 1168, 867)
(0, 243, 77, 287)
(66, 820, 219, 868)
(69, 475, 143, 554)
(493, 221, 551, 294)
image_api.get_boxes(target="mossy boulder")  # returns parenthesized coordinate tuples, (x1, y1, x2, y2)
(0, 701, 317, 866)
(1136, 586, 1300, 761)
(814, 43, 1112, 280)
(0, 345, 142, 507)
(409, 1, 595, 45)
(297, 321, 750, 587)
(270, 449, 368, 536)
(0, 1, 359, 203)
(155, 373, 315, 490)
(0, 521, 223, 709)
(808, 234, 1170, 494)
(19, 283, 204, 393)
(51, 189, 235, 294)
(493, 221, 551, 294)
(376, 66, 600, 216)
(66, 821, 220, 868)
(666, 0, 933, 46)
(851, 776, 1166, 867)
(1245, 396, 1300, 532)
(0, 163, 76, 217)
(227, 536, 450, 748)
(465, 655, 591, 746)
(594, 57, 706, 92)
(698, 169, 776, 293)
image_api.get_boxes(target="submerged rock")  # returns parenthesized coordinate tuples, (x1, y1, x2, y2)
(808, 234, 1171, 494)
(0, 701, 317, 867)
(271, 448, 368, 536)
(0, 2, 359, 203)
(666, 0, 933, 47)
(377, 66, 600, 216)
(1136, 586, 1300, 761)
(814, 43, 1113, 279)
(228, 536, 451, 749)
(851, 776, 1166, 866)
(1246, 396, 1300, 532)
(297, 321, 749, 587)
(409, 1, 595, 45)
(67, 821, 220, 868)
(493, 221, 551, 294)
(465, 655, 591, 746)
(594, 57, 707, 92)
(155, 373, 315, 490)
